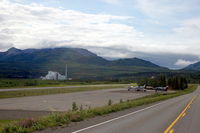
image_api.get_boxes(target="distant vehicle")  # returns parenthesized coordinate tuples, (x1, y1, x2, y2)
(154, 86, 168, 92)
(128, 85, 147, 92)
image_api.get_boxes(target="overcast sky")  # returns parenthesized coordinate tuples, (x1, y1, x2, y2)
(0, 0, 200, 68)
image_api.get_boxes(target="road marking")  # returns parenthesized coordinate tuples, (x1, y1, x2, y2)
(72, 101, 167, 133)
(169, 129, 174, 133)
(182, 112, 186, 117)
(164, 96, 197, 133)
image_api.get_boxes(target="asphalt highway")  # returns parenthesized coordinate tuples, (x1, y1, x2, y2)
(38, 86, 200, 133)
(172, 88, 200, 133)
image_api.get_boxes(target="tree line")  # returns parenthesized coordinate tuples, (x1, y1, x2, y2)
(138, 75, 188, 90)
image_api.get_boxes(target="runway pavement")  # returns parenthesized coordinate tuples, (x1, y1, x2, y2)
(0, 88, 152, 120)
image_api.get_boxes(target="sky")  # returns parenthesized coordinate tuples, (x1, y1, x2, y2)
(0, 0, 200, 68)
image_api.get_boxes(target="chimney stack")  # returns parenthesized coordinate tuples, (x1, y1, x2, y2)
(65, 64, 68, 80)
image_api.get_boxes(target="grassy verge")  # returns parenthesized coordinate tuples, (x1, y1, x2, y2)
(0, 84, 129, 99)
(0, 79, 131, 89)
(0, 120, 14, 131)
(1, 84, 197, 133)
(0, 84, 82, 89)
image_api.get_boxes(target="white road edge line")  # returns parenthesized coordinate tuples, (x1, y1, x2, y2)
(72, 101, 166, 133)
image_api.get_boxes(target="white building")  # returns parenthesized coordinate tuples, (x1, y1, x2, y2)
(41, 71, 66, 80)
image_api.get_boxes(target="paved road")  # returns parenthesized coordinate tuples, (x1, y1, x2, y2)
(38, 86, 200, 133)
(0, 84, 128, 92)
(172, 88, 200, 133)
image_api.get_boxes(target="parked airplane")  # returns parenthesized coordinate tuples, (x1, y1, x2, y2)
(128, 85, 147, 92)
(154, 86, 168, 92)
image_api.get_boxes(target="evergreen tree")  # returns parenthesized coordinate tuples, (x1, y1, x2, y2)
(167, 76, 188, 90)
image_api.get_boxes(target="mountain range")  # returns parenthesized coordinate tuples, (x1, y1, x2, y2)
(184, 62, 200, 71)
(0, 47, 171, 79)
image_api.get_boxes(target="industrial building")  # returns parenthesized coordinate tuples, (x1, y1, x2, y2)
(41, 71, 66, 80)
(41, 64, 68, 80)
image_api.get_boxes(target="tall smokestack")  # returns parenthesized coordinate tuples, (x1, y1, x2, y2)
(65, 64, 68, 80)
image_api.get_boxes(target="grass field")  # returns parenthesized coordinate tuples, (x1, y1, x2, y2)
(0, 84, 197, 133)
(0, 79, 130, 89)
(0, 84, 130, 99)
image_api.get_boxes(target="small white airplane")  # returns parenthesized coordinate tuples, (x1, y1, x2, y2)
(154, 86, 168, 92)
(128, 85, 147, 92)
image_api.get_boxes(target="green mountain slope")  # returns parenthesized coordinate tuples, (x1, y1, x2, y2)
(0, 47, 169, 79)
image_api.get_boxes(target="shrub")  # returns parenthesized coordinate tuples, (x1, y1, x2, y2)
(120, 99, 123, 103)
(79, 105, 83, 111)
(108, 99, 112, 106)
(19, 118, 36, 128)
(72, 102, 78, 111)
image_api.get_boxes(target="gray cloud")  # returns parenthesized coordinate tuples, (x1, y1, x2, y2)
(0, 43, 13, 51)
(175, 59, 199, 67)
(0, 0, 200, 64)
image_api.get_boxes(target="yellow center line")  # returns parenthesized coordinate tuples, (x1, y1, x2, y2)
(163, 96, 197, 133)
(182, 112, 186, 117)
(169, 129, 174, 133)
